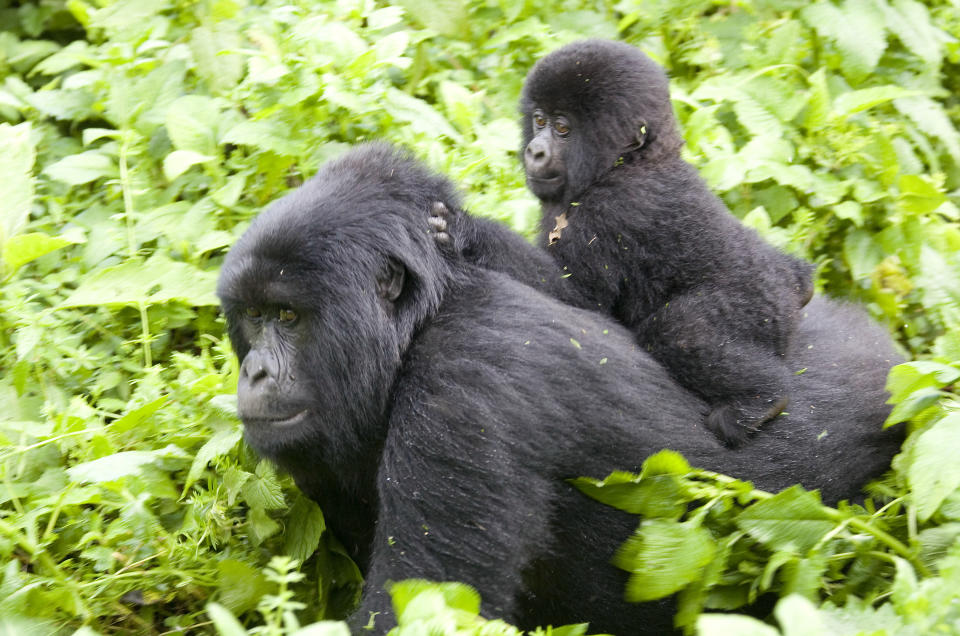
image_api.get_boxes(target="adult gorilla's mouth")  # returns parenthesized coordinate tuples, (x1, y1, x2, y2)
(241, 409, 310, 428)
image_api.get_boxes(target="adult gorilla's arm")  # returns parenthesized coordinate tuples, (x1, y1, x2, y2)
(430, 202, 591, 308)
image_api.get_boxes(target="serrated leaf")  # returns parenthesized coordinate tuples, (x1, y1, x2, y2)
(67, 449, 168, 483)
(895, 96, 960, 161)
(907, 412, 960, 521)
(43, 151, 116, 186)
(832, 86, 920, 117)
(184, 428, 241, 493)
(883, 0, 946, 65)
(241, 462, 285, 510)
(283, 495, 327, 564)
(222, 120, 298, 156)
(898, 174, 947, 215)
(395, 0, 468, 36)
(573, 472, 686, 519)
(247, 506, 281, 545)
(614, 519, 717, 601)
(190, 26, 244, 94)
(736, 486, 833, 553)
(111, 396, 168, 434)
(801, 0, 886, 78)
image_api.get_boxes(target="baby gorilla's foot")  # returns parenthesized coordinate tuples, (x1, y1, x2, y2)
(428, 201, 452, 248)
(705, 395, 789, 448)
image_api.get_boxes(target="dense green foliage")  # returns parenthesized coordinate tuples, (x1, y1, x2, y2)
(0, 0, 959, 633)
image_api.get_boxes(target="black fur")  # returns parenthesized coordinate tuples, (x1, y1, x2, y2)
(519, 39, 816, 447)
(217, 144, 902, 635)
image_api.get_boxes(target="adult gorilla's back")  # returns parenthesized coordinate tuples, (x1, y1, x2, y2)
(217, 144, 902, 634)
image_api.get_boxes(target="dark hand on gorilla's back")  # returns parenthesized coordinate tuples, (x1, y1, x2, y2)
(515, 39, 816, 447)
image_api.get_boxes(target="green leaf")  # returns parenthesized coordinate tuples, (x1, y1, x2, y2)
(384, 88, 462, 142)
(572, 472, 687, 518)
(215, 560, 272, 614)
(0, 122, 35, 243)
(111, 396, 169, 434)
(832, 86, 921, 117)
(883, 0, 947, 66)
(395, 0, 468, 36)
(190, 26, 244, 94)
(895, 96, 960, 161)
(165, 95, 221, 155)
(390, 580, 481, 619)
(898, 174, 947, 215)
(205, 602, 247, 636)
(222, 120, 299, 156)
(614, 519, 717, 601)
(885, 387, 944, 427)
(58, 253, 218, 308)
(801, 0, 887, 78)
(697, 614, 779, 636)
(907, 412, 960, 521)
(43, 151, 116, 186)
(283, 495, 327, 564)
(163, 150, 215, 181)
(3, 232, 80, 271)
(774, 594, 827, 636)
(241, 461, 285, 510)
(736, 486, 833, 553)
(184, 427, 241, 493)
(67, 448, 177, 483)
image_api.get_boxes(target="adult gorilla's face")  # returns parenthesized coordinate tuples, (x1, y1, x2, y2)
(217, 213, 407, 467)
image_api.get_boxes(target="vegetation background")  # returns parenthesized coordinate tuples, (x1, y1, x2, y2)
(1, 0, 959, 633)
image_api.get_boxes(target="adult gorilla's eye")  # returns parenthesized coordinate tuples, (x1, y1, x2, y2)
(555, 120, 570, 136)
(533, 112, 547, 128)
(245, 307, 262, 319)
(278, 308, 298, 323)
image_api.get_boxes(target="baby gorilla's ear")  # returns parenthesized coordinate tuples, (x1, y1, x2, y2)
(377, 257, 406, 303)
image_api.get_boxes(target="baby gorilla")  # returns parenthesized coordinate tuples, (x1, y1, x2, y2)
(438, 39, 814, 447)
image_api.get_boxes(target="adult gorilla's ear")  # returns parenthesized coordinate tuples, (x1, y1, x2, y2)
(626, 119, 648, 152)
(376, 257, 406, 303)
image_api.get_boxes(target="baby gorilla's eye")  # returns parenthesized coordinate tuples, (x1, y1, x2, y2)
(533, 112, 547, 128)
(245, 307, 262, 319)
(278, 308, 298, 323)
(554, 121, 570, 136)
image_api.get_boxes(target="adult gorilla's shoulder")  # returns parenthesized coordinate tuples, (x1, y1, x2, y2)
(217, 143, 901, 635)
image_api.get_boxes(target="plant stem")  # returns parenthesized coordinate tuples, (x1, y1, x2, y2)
(118, 131, 152, 368)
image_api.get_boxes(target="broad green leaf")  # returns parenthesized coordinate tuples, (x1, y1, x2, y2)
(803, 68, 830, 130)
(247, 506, 281, 545)
(222, 120, 298, 156)
(241, 461, 285, 510)
(283, 495, 327, 564)
(385, 88, 462, 142)
(67, 448, 179, 483)
(58, 253, 218, 308)
(110, 396, 168, 434)
(205, 602, 247, 636)
(0, 122, 35, 243)
(165, 95, 221, 155)
(390, 580, 481, 619)
(736, 486, 833, 553)
(43, 151, 116, 186)
(898, 174, 947, 215)
(697, 614, 779, 636)
(395, 0, 468, 36)
(885, 387, 944, 427)
(572, 472, 686, 518)
(774, 595, 826, 636)
(190, 26, 244, 94)
(289, 623, 351, 636)
(614, 519, 717, 601)
(215, 560, 272, 614)
(843, 230, 885, 281)
(184, 428, 241, 493)
(907, 412, 960, 521)
(3, 232, 80, 271)
(832, 201, 863, 226)
(163, 150, 215, 181)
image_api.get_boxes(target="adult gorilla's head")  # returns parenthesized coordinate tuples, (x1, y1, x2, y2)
(520, 39, 684, 202)
(216, 144, 456, 471)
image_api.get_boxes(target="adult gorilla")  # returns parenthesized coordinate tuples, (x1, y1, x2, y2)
(217, 144, 901, 635)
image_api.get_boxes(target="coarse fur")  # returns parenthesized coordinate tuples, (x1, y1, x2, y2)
(217, 144, 902, 635)
(519, 39, 816, 447)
